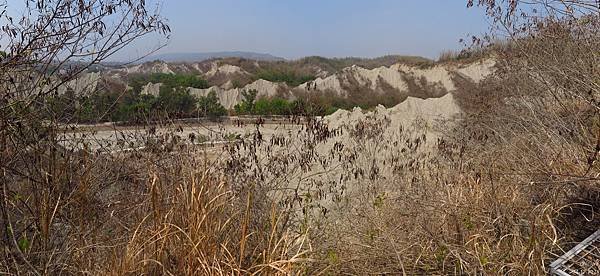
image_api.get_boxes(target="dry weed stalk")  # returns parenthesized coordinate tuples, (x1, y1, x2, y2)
(107, 154, 309, 275)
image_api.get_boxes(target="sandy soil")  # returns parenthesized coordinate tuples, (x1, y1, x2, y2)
(59, 118, 305, 152)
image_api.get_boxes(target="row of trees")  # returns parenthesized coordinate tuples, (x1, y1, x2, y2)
(233, 89, 341, 116)
(45, 85, 226, 123)
(119, 72, 400, 119)
(45, 66, 422, 124)
(130, 73, 210, 93)
(46, 85, 351, 124)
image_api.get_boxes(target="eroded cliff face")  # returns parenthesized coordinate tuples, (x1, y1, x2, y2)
(187, 79, 288, 110)
(71, 57, 495, 110)
(183, 58, 494, 108)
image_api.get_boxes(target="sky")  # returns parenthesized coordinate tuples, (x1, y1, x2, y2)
(7, 0, 491, 61)
(114, 0, 490, 61)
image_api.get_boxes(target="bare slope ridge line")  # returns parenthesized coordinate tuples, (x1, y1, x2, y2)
(67, 58, 495, 110)
(325, 93, 461, 131)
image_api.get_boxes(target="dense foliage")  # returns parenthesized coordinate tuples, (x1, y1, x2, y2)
(233, 89, 339, 116)
(130, 73, 210, 91)
(45, 74, 225, 123)
(256, 69, 316, 87)
(197, 91, 227, 117)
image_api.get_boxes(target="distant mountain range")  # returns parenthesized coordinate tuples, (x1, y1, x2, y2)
(139, 51, 286, 63)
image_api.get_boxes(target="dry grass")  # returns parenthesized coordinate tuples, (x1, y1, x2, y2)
(0, 146, 310, 275)
(106, 157, 309, 275)
(3, 2, 600, 275)
(5, 51, 599, 274)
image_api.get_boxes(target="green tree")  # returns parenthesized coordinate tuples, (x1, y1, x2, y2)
(148, 73, 209, 89)
(130, 73, 210, 94)
(197, 91, 227, 118)
(253, 98, 272, 115)
(269, 98, 292, 115)
(155, 86, 196, 118)
(234, 89, 259, 114)
(256, 69, 315, 86)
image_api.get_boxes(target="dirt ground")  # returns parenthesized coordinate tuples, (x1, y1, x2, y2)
(59, 117, 307, 152)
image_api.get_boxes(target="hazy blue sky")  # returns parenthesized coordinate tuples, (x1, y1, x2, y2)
(114, 0, 490, 61)
(8, 0, 490, 61)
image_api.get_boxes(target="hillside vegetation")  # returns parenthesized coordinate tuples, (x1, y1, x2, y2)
(56, 53, 488, 122)
(203, 55, 433, 77)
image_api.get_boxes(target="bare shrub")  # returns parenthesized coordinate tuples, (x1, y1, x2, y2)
(438, 50, 462, 63)
(0, 1, 170, 273)
(0, 1, 305, 275)
(402, 74, 449, 99)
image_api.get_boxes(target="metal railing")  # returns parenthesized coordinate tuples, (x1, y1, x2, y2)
(550, 229, 600, 275)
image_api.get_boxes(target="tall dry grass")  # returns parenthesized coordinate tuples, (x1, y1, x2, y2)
(0, 143, 309, 275)
(3, 1, 600, 275)
(106, 155, 309, 275)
